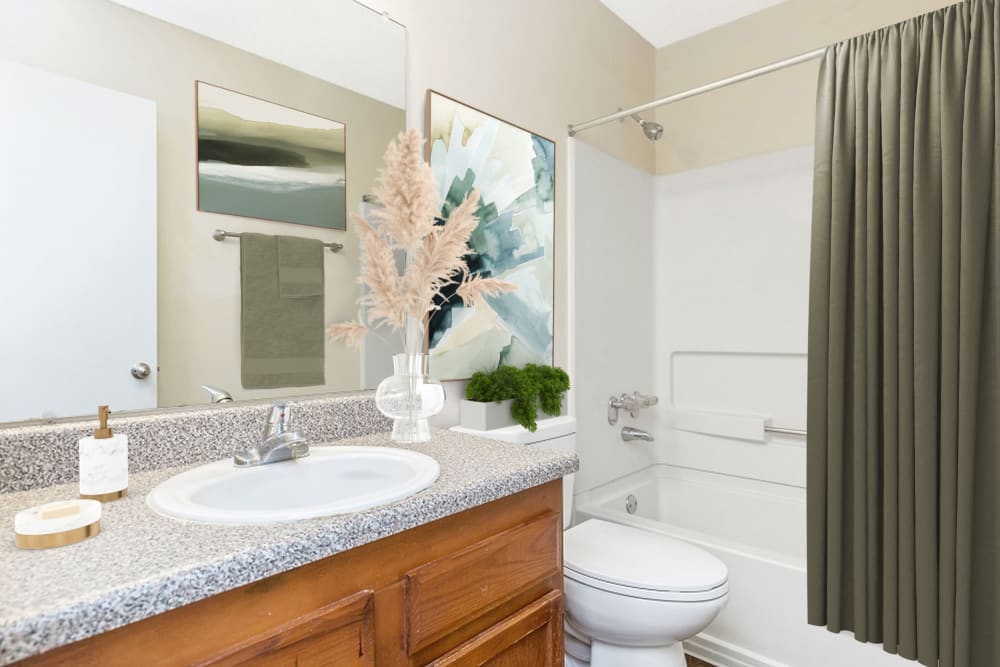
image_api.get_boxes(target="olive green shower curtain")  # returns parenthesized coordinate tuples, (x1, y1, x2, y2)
(807, 2, 1000, 666)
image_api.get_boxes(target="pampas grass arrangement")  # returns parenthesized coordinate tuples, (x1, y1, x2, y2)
(327, 129, 516, 353)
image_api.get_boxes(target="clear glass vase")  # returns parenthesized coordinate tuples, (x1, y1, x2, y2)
(375, 353, 445, 443)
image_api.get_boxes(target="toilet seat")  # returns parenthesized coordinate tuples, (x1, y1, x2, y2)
(565, 566, 728, 602)
(564, 519, 729, 602)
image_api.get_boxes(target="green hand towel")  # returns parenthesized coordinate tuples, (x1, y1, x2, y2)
(277, 235, 324, 298)
(241, 233, 324, 389)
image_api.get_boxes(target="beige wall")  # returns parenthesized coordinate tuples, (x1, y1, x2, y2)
(654, 0, 959, 174)
(374, 0, 656, 420)
(0, 0, 404, 408)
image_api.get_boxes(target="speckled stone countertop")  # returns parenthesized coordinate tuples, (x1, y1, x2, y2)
(0, 430, 578, 664)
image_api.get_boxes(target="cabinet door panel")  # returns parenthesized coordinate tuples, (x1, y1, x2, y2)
(197, 589, 374, 666)
(427, 590, 563, 667)
(405, 512, 560, 653)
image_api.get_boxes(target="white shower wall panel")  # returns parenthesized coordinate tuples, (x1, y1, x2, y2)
(572, 140, 658, 494)
(653, 146, 814, 488)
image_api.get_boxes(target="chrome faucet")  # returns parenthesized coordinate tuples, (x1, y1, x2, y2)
(233, 402, 309, 467)
(621, 426, 654, 442)
(608, 391, 659, 425)
(201, 384, 233, 404)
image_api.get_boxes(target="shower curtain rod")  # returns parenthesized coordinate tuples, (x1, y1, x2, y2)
(567, 47, 827, 136)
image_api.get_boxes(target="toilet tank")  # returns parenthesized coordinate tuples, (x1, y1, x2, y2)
(451, 416, 576, 528)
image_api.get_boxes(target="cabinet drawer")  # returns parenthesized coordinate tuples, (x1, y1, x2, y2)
(427, 590, 563, 666)
(405, 512, 560, 654)
(197, 589, 374, 666)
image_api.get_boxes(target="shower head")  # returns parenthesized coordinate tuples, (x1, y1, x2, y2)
(631, 113, 664, 141)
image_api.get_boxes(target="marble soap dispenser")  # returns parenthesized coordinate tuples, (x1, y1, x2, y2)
(79, 405, 128, 501)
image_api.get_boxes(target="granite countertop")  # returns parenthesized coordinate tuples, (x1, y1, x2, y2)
(0, 429, 578, 664)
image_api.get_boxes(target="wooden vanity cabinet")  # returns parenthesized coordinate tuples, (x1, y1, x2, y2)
(21, 480, 565, 667)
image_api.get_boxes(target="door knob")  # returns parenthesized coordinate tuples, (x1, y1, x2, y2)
(131, 362, 152, 380)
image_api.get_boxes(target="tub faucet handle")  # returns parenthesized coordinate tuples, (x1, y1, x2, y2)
(631, 392, 659, 409)
(608, 393, 629, 425)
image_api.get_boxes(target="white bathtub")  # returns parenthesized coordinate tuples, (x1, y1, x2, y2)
(573, 465, 910, 667)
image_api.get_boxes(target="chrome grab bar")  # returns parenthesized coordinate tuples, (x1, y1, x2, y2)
(764, 425, 807, 437)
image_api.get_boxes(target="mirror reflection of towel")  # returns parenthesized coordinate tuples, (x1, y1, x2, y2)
(278, 235, 324, 298)
(240, 233, 325, 389)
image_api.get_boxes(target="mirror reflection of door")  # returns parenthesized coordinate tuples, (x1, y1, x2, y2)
(0, 0, 407, 424)
(0, 59, 157, 422)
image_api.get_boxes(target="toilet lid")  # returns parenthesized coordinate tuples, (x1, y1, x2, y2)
(564, 520, 728, 593)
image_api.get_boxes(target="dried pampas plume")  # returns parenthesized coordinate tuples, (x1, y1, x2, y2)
(326, 321, 368, 348)
(455, 275, 518, 308)
(367, 128, 439, 252)
(327, 128, 519, 349)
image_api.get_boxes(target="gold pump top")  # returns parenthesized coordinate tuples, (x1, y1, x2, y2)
(94, 405, 113, 439)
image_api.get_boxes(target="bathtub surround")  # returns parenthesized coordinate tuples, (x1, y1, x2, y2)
(0, 393, 389, 494)
(807, 3, 1000, 666)
(648, 145, 913, 665)
(572, 142, 657, 495)
(654, 147, 812, 488)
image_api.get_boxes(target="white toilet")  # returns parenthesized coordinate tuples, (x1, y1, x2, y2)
(454, 416, 729, 667)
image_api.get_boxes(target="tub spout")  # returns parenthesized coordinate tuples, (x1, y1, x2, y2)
(621, 426, 654, 442)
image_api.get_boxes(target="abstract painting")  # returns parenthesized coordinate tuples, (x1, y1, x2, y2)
(197, 82, 346, 230)
(425, 90, 555, 380)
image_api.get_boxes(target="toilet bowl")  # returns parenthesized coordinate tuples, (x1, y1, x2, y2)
(451, 417, 728, 667)
(563, 519, 728, 666)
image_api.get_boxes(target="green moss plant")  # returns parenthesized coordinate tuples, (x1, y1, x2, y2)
(465, 364, 570, 432)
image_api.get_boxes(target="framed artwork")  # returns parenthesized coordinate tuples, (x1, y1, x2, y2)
(425, 90, 555, 380)
(196, 81, 347, 230)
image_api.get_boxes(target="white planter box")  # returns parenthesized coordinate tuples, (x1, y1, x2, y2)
(460, 399, 518, 431)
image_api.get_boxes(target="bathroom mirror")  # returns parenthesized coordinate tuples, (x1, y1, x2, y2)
(0, 0, 406, 424)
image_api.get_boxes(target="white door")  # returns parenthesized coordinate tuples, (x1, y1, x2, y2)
(0, 59, 157, 422)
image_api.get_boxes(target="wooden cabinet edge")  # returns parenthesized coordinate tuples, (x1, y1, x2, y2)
(196, 589, 374, 666)
(16, 479, 564, 666)
(428, 590, 564, 666)
(404, 511, 561, 654)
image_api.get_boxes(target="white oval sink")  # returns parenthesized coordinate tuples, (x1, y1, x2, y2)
(147, 446, 439, 525)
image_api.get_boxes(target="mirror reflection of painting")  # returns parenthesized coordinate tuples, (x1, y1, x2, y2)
(197, 82, 347, 230)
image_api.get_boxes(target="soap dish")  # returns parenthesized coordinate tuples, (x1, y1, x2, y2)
(14, 499, 102, 550)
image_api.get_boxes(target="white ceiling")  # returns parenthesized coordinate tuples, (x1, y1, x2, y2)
(599, 0, 786, 48)
(108, 0, 406, 108)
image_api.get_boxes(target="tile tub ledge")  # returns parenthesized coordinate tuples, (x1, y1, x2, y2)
(0, 429, 578, 664)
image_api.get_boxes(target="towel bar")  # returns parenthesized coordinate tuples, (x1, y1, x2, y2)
(764, 425, 807, 437)
(212, 229, 343, 253)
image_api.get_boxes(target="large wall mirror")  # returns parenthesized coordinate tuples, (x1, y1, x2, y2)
(0, 0, 406, 424)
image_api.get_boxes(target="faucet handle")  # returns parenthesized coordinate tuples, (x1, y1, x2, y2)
(631, 392, 659, 408)
(608, 394, 628, 425)
(264, 402, 294, 439)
